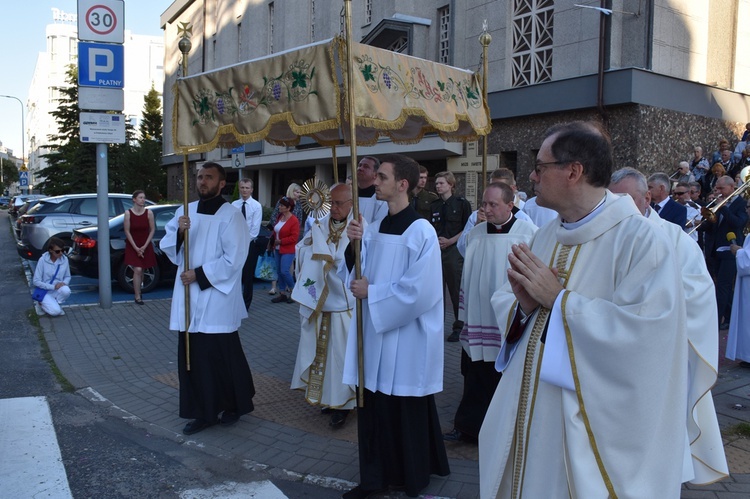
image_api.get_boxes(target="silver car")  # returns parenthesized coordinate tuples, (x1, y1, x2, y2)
(17, 193, 153, 260)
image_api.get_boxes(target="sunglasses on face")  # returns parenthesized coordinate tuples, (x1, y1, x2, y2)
(50, 248, 63, 254)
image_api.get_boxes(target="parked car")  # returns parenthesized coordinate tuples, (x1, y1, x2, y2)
(13, 197, 47, 238)
(69, 204, 179, 293)
(9, 194, 46, 218)
(17, 193, 154, 261)
(0, 196, 10, 208)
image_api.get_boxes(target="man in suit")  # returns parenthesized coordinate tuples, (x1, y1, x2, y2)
(702, 175, 748, 328)
(648, 172, 687, 227)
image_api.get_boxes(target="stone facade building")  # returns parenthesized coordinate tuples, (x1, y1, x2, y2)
(160, 0, 750, 206)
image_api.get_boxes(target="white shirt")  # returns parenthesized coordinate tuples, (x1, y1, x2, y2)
(232, 196, 262, 241)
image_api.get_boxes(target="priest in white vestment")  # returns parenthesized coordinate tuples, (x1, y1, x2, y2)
(444, 182, 537, 443)
(342, 154, 449, 499)
(291, 184, 357, 428)
(479, 122, 688, 499)
(726, 202, 750, 363)
(610, 167, 728, 485)
(162, 162, 255, 436)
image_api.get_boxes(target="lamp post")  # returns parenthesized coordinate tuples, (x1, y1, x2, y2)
(0, 94, 26, 193)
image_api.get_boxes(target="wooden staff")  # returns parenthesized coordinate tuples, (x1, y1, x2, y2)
(343, 0, 365, 408)
(178, 23, 193, 371)
(332, 146, 339, 184)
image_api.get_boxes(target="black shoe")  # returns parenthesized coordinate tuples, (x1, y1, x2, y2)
(134, 298, 144, 305)
(342, 485, 387, 499)
(182, 418, 217, 435)
(271, 294, 287, 303)
(330, 410, 349, 428)
(443, 428, 477, 443)
(447, 330, 460, 342)
(321, 407, 333, 414)
(220, 411, 240, 427)
(739, 361, 750, 369)
(287, 296, 294, 304)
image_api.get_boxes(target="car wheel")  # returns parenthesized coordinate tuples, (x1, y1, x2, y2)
(116, 262, 161, 293)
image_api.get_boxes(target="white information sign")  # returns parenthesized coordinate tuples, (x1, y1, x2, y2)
(78, 0, 124, 43)
(231, 153, 246, 168)
(80, 112, 126, 144)
(79, 87, 124, 111)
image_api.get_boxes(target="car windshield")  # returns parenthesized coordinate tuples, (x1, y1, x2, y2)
(27, 200, 72, 214)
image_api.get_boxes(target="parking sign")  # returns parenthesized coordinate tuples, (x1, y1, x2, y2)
(78, 42, 124, 88)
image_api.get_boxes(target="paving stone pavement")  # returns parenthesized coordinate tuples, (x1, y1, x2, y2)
(37, 284, 750, 498)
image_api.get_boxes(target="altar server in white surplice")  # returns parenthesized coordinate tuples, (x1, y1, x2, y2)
(610, 167, 728, 486)
(291, 184, 357, 429)
(162, 162, 255, 437)
(726, 202, 750, 362)
(341, 154, 449, 499)
(443, 182, 536, 443)
(479, 122, 688, 499)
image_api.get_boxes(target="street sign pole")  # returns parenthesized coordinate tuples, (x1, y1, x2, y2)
(96, 143, 111, 308)
(78, 0, 124, 310)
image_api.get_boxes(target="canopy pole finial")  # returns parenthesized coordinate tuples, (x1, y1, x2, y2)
(179, 22, 193, 371)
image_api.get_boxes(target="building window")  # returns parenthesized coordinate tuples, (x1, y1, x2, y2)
(365, 0, 372, 25)
(269, 2, 274, 53)
(511, 0, 554, 87)
(386, 36, 408, 54)
(438, 6, 450, 64)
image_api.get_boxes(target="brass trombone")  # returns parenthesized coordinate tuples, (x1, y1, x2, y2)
(688, 165, 750, 235)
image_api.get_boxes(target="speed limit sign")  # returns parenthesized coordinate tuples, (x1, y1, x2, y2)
(78, 0, 124, 43)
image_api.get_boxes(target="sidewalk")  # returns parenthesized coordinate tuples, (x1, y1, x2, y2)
(39, 287, 750, 498)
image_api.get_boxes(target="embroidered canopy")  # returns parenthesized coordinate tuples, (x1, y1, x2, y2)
(173, 37, 490, 154)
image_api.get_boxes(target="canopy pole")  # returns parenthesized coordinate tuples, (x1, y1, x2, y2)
(332, 146, 339, 184)
(480, 21, 492, 192)
(343, 0, 365, 408)
(179, 24, 193, 371)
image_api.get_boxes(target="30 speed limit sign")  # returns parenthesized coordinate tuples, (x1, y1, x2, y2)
(78, 0, 124, 43)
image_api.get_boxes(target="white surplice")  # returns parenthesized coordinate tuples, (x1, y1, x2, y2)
(647, 207, 728, 484)
(359, 194, 388, 224)
(726, 235, 750, 362)
(341, 218, 444, 396)
(480, 192, 688, 499)
(290, 213, 357, 409)
(458, 219, 537, 362)
(161, 202, 249, 333)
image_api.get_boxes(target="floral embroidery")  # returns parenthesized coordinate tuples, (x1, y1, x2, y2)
(355, 54, 482, 109)
(190, 60, 318, 126)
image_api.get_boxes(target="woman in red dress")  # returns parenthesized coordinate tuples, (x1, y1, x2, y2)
(124, 190, 156, 304)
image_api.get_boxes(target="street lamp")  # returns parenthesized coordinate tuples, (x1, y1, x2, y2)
(0, 94, 26, 192)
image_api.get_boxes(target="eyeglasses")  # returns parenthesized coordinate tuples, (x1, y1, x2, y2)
(330, 200, 351, 207)
(50, 249, 63, 254)
(533, 160, 570, 176)
(673, 191, 688, 195)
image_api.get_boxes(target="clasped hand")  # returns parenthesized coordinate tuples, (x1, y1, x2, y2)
(507, 243, 563, 312)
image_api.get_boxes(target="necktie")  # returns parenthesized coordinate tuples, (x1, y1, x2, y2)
(654, 204, 661, 213)
(242, 201, 247, 219)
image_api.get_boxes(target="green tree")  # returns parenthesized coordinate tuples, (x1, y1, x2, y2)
(118, 85, 165, 200)
(39, 65, 97, 195)
(0, 157, 20, 194)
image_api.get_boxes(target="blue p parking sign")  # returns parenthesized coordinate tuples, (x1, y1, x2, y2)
(78, 42, 124, 88)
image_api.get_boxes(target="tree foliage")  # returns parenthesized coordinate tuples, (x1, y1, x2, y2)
(39, 67, 165, 199)
(0, 157, 20, 194)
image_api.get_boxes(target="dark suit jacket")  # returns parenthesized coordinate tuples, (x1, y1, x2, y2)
(656, 198, 687, 227)
(703, 196, 748, 254)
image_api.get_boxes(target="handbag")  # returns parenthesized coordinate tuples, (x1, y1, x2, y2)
(32, 264, 61, 302)
(254, 250, 278, 281)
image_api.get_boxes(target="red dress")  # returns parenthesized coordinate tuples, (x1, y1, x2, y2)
(124, 209, 156, 267)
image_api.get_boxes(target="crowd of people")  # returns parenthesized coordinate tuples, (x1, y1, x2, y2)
(30, 121, 750, 497)
(143, 124, 750, 497)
